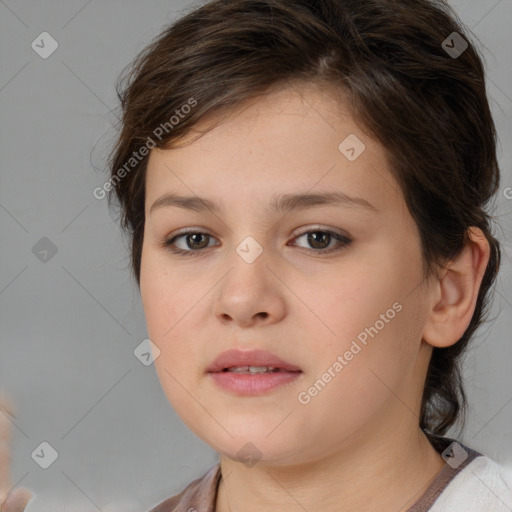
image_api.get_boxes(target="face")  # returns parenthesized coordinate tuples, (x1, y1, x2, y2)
(140, 84, 436, 466)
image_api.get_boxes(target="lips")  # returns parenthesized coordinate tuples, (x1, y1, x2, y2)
(206, 348, 302, 373)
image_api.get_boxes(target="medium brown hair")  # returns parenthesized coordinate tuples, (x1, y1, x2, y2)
(107, 0, 501, 436)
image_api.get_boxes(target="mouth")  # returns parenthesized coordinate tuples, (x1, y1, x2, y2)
(206, 348, 302, 374)
(220, 365, 299, 374)
(207, 349, 302, 395)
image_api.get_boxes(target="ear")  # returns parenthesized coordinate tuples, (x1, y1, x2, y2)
(422, 227, 491, 348)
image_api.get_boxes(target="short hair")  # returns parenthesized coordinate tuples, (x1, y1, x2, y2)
(107, 0, 501, 437)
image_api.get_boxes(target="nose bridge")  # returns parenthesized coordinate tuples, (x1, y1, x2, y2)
(219, 232, 269, 294)
(217, 199, 273, 264)
(212, 201, 281, 288)
(234, 234, 266, 266)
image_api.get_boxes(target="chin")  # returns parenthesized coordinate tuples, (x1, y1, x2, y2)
(195, 423, 309, 465)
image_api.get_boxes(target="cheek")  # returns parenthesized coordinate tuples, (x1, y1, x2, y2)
(141, 281, 194, 371)
(140, 249, 185, 338)
(303, 257, 418, 397)
(140, 251, 204, 383)
(307, 265, 400, 349)
(292, 299, 415, 450)
(141, 280, 203, 427)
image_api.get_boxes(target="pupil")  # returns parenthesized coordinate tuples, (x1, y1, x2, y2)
(309, 232, 330, 249)
(189, 233, 208, 249)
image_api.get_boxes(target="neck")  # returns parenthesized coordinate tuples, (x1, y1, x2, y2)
(215, 427, 445, 512)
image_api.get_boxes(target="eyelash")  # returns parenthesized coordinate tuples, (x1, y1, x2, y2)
(161, 227, 352, 257)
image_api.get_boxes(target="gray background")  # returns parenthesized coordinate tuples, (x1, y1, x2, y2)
(0, 1, 511, 510)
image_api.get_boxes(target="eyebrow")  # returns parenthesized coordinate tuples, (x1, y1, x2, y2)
(149, 191, 379, 216)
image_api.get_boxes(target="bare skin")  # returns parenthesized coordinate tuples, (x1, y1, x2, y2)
(140, 83, 490, 511)
(0, 394, 33, 512)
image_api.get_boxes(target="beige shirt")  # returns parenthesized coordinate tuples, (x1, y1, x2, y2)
(148, 434, 482, 512)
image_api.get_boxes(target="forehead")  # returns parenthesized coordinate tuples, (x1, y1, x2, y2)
(145, 85, 404, 219)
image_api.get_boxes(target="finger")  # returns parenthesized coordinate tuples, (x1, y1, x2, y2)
(1, 487, 34, 512)
(0, 395, 15, 498)
(0, 441, 10, 502)
(0, 392, 15, 418)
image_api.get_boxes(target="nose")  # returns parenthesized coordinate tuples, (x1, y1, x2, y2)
(212, 248, 286, 328)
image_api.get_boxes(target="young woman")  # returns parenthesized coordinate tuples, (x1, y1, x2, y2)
(2, 0, 511, 510)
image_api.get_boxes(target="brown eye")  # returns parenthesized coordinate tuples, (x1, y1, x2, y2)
(291, 229, 352, 253)
(305, 231, 331, 249)
(163, 231, 216, 255)
(162, 227, 352, 257)
(182, 232, 211, 250)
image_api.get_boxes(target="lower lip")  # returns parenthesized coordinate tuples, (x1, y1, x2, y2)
(208, 371, 302, 395)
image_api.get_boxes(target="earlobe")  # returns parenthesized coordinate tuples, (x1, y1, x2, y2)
(423, 227, 490, 348)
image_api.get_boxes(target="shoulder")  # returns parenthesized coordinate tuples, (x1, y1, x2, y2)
(147, 464, 221, 512)
(429, 455, 512, 511)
